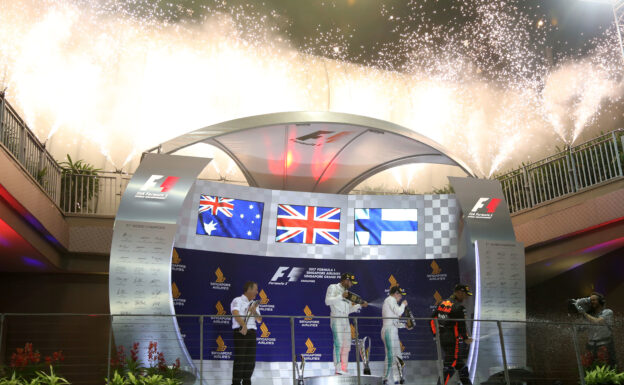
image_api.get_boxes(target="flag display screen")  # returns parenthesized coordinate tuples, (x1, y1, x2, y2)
(355, 208, 418, 245)
(276, 204, 341, 244)
(196, 195, 264, 240)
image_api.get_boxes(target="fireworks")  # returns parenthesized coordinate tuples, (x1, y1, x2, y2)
(0, 0, 622, 187)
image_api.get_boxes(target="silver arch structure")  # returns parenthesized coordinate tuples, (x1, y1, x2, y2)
(150, 111, 475, 193)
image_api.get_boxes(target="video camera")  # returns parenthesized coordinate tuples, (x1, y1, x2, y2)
(567, 298, 590, 315)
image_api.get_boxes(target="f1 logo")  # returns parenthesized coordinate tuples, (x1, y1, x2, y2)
(140, 175, 180, 192)
(470, 197, 501, 214)
(270, 266, 304, 282)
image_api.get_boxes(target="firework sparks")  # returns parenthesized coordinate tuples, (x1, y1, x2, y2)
(0, 0, 622, 186)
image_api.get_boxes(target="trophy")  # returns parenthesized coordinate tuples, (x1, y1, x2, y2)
(345, 290, 366, 305)
(357, 336, 372, 375)
(295, 354, 305, 385)
(395, 356, 406, 384)
(401, 306, 416, 330)
(244, 300, 260, 325)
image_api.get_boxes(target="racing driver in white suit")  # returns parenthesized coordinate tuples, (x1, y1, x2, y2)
(382, 285, 409, 384)
(325, 272, 368, 375)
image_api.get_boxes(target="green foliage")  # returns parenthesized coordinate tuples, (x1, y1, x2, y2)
(34, 367, 69, 385)
(59, 154, 102, 212)
(584, 365, 624, 385)
(0, 367, 70, 385)
(104, 372, 128, 385)
(106, 372, 182, 385)
(0, 372, 24, 385)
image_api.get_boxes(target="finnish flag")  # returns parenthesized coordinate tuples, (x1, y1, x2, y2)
(354, 209, 418, 245)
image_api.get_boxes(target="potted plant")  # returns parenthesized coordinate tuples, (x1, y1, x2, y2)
(584, 365, 624, 385)
(59, 155, 101, 213)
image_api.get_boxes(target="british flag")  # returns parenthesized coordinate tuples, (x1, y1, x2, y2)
(276, 204, 341, 244)
(199, 195, 234, 217)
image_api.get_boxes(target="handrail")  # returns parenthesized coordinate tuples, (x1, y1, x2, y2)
(496, 129, 624, 213)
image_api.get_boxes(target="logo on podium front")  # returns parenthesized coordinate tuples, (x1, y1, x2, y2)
(304, 306, 314, 321)
(215, 268, 226, 283)
(258, 322, 276, 345)
(172, 282, 181, 299)
(260, 323, 271, 338)
(427, 260, 447, 281)
(211, 267, 231, 290)
(431, 260, 442, 275)
(258, 289, 274, 312)
(299, 306, 319, 327)
(216, 301, 226, 315)
(172, 282, 185, 307)
(305, 338, 317, 353)
(259, 290, 270, 304)
(172, 249, 181, 264)
(433, 291, 443, 306)
(216, 335, 227, 352)
(302, 338, 321, 360)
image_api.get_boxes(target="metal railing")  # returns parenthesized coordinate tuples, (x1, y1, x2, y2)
(497, 129, 624, 214)
(59, 172, 131, 215)
(1, 313, 621, 385)
(0, 95, 63, 204)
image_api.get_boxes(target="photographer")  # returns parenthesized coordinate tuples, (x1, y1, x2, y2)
(570, 292, 616, 368)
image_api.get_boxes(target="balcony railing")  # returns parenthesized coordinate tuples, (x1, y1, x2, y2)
(0, 95, 63, 204)
(3, 94, 624, 217)
(497, 129, 624, 214)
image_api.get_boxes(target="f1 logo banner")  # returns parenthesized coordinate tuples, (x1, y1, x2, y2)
(109, 154, 211, 382)
(448, 177, 515, 242)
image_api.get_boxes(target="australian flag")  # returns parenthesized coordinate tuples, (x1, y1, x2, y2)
(276, 204, 341, 244)
(354, 208, 418, 245)
(196, 195, 264, 240)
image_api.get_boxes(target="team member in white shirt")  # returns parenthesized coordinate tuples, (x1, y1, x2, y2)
(382, 286, 408, 385)
(325, 272, 368, 375)
(230, 281, 262, 385)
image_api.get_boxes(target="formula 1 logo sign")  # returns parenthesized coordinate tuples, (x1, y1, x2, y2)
(268, 266, 305, 286)
(467, 197, 501, 220)
(291, 130, 354, 146)
(135, 175, 180, 200)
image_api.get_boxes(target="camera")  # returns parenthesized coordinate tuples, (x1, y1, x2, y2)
(567, 298, 590, 315)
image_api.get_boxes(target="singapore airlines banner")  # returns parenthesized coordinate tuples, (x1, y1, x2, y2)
(171, 248, 459, 363)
